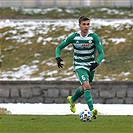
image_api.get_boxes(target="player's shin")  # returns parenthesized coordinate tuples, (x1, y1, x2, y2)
(84, 89, 94, 111)
(71, 86, 84, 102)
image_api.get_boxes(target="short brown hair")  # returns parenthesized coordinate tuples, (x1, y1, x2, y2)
(78, 16, 90, 24)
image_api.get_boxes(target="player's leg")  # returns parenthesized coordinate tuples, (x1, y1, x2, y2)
(67, 69, 97, 117)
(71, 86, 84, 102)
(71, 69, 86, 102)
(80, 70, 97, 119)
(83, 81, 93, 111)
(83, 81, 97, 119)
(71, 68, 93, 110)
(67, 69, 85, 113)
(67, 85, 84, 113)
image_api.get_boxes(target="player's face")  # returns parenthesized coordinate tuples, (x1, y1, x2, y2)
(79, 20, 90, 36)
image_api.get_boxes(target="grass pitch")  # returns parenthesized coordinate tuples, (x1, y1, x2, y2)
(0, 115, 133, 133)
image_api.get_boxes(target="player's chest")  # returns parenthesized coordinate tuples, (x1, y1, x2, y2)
(72, 36, 94, 49)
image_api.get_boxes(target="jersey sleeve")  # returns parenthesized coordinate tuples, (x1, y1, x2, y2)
(55, 33, 75, 58)
(93, 33, 104, 64)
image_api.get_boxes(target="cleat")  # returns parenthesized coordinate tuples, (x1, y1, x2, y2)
(67, 96, 76, 113)
(92, 109, 98, 119)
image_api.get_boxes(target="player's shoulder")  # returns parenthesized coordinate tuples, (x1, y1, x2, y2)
(89, 31, 99, 38)
(67, 32, 78, 39)
(68, 32, 78, 37)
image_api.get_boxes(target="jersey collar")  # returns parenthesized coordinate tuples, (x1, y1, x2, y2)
(77, 30, 94, 38)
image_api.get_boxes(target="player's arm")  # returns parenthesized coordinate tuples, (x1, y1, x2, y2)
(55, 40, 70, 58)
(55, 33, 75, 68)
(90, 33, 104, 71)
(55, 40, 70, 68)
(94, 33, 104, 64)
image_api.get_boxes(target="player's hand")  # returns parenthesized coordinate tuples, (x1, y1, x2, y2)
(90, 62, 99, 71)
(55, 57, 63, 68)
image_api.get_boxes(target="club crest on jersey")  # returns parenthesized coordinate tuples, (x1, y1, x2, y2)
(88, 40, 92, 43)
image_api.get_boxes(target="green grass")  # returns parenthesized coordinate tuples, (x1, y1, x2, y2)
(0, 7, 133, 19)
(0, 115, 133, 133)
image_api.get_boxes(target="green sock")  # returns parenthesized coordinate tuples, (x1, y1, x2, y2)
(84, 90, 94, 111)
(71, 86, 84, 102)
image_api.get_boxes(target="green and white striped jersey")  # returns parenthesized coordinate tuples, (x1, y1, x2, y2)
(56, 30, 104, 71)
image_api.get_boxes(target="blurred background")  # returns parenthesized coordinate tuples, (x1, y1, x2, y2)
(0, 0, 133, 81)
(0, 0, 133, 8)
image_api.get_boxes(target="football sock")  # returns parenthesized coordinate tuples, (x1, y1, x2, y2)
(84, 89, 94, 111)
(71, 86, 84, 102)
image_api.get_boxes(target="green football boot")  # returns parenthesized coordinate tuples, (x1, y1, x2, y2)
(92, 109, 98, 119)
(67, 96, 76, 113)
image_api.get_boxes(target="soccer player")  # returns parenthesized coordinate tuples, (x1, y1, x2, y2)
(55, 16, 104, 119)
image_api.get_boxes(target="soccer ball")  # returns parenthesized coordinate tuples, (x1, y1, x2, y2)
(79, 109, 92, 122)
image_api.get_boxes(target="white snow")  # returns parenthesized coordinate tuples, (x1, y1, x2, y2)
(37, 36, 43, 43)
(0, 103, 133, 115)
(108, 38, 126, 44)
(0, 19, 132, 80)
(1, 65, 39, 80)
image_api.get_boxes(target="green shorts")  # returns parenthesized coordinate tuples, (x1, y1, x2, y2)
(75, 68, 95, 84)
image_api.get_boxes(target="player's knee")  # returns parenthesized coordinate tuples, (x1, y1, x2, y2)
(83, 81, 91, 90)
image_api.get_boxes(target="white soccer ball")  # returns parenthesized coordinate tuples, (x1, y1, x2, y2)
(79, 109, 92, 122)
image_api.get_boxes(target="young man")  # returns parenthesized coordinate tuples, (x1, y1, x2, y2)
(55, 16, 104, 119)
